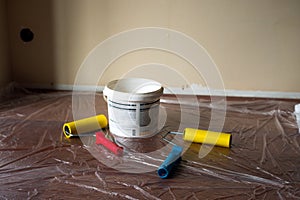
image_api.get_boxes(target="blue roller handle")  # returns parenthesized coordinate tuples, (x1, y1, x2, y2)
(157, 145, 183, 179)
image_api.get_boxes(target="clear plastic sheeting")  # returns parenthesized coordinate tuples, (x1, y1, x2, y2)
(0, 87, 300, 199)
(295, 104, 300, 133)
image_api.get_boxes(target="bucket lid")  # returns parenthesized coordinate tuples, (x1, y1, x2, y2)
(103, 78, 164, 102)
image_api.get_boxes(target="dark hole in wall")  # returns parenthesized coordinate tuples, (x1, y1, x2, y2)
(20, 28, 34, 42)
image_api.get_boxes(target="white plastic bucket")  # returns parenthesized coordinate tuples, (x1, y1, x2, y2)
(103, 78, 164, 138)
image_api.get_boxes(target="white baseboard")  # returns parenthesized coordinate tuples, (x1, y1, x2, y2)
(165, 87, 300, 99)
(22, 83, 300, 99)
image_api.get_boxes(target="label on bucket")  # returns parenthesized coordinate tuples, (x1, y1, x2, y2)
(107, 99, 160, 137)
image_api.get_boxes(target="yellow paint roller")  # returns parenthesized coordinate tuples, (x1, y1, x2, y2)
(63, 114, 108, 139)
(184, 128, 231, 148)
(171, 128, 232, 148)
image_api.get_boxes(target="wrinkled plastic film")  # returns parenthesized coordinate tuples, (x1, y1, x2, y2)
(0, 86, 300, 199)
(295, 104, 300, 133)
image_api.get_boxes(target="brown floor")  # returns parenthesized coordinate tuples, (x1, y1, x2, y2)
(0, 88, 300, 199)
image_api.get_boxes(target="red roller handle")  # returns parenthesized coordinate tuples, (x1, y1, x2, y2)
(95, 132, 123, 156)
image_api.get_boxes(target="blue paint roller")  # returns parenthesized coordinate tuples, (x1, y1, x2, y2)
(157, 145, 183, 179)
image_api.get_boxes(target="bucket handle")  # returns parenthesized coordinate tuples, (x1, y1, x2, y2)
(103, 94, 108, 102)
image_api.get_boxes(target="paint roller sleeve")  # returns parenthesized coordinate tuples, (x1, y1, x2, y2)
(63, 114, 108, 138)
(183, 128, 232, 148)
(157, 145, 183, 179)
(95, 132, 123, 155)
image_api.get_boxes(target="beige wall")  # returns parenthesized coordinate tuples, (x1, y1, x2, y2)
(6, 0, 300, 92)
(0, 0, 10, 87)
(7, 0, 55, 86)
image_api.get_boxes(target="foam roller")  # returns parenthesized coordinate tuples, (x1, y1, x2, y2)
(95, 132, 123, 156)
(157, 145, 183, 179)
(183, 128, 231, 148)
(63, 114, 108, 138)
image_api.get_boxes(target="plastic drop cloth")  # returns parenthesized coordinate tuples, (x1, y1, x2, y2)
(0, 85, 300, 199)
